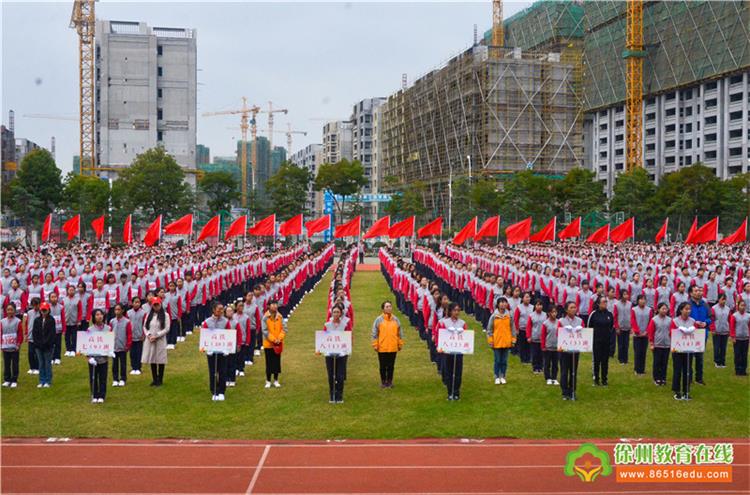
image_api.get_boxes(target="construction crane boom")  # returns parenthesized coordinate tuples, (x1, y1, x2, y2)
(266, 101, 288, 149)
(625, 0, 645, 170)
(70, 0, 96, 175)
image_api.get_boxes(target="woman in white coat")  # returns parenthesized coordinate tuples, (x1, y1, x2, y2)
(141, 297, 170, 386)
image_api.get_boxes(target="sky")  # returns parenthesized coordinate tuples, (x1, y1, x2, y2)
(1, 1, 532, 174)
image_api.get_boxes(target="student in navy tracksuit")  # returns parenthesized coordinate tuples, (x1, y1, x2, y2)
(587, 296, 613, 386)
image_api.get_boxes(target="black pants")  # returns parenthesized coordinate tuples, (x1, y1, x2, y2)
(264, 348, 281, 381)
(88, 361, 108, 399)
(442, 353, 463, 397)
(713, 334, 729, 366)
(325, 355, 348, 401)
(181, 312, 191, 337)
(3, 350, 19, 383)
(616, 331, 630, 363)
(378, 352, 397, 384)
(543, 350, 558, 381)
(112, 351, 127, 382)
(207, 354, 227, 395)
(168, 320, 179, 345)
(689, 352, 704, 383)
(27, 341, 38, 371)
(633, 336, 648, 374)
(53, 332, 63, 361)
(652, 347, 669, 382)
(130, 341, 143, 371)
(559, 352, 579, 398)
(672, 352, 689, 396)
(65, 325, 78, 353)
(518, 331, 530, 363)
(592, 338, 610, 383)
(150, 363, 165, 384)
(530, 342, 543, 372)
(226, 353, 237, 382)
(734, 339, 749, 375)
(609, 328, 617, 357)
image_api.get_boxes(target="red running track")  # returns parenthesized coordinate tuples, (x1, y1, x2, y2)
(1, 438, 748, 494)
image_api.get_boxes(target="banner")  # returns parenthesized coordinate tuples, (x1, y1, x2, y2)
(315, 331, 352, 356)
(670, 327, 706, 353)
(437, 329, 475, 354)
(76, 331, 115, 356)
(557, 326, 593, 352)
(199, 329, 237, 354)
(1, 334, 18, 348)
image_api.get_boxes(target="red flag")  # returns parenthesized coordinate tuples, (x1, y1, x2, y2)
(720, 218, 747, 245)
(655, 218, 669, 244)
(62, 215, 81, 241)
(389, 216, 415, 239)
(530, 217, 556, 242)
(123, 215, 133, 244)
(586, 224, 610, 244)
(41, 213, 52, 242)
(684, 217, 698, 243)
(91, 215, 105, 240)
(687, 217, 719, 244)
(225, 215, 247, 240)
(164, 214, 193, 236)
(279, 214, 303, 236)
(610, 217, 635, 244)
(505, 217, 532, 245)
(417, 217, 443, 238)
(143, 215, 162, 246)
(248, 214, 276, 236)
(197, 215, 220, 241)
(558, 217, 581, 240)
(452, 217, 477, 245)
(305, 215, 330, 238)
(475, 216, 500, 240)
(363, 216, 390, 239)
(334, 216, 361, 238)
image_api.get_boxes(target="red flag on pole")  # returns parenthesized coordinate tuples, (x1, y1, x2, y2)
(279, 214, 303, 236)
(41, 213, 52, 242)
(529, 217, 556, 242)
(558, 217, 581, 240)
(334, 216, 361, 238)
(123, 215, 133, 244)
(505, 217, 532, 245)
(248, 214, 276, 236)
(388, 216, 415, 239)
(684, 217, 698, 243)
(197, 215, 220, 241)
(610, 217, 635, 244)
(363, 216, 390, 239)
(91, 215, 105, 240)
(62, 215, 81, 241)
(417, 217, 443, 238)
(452, 217, 477, 245)
(143, 215, 162, 246)
(164, 214, 194, 236)
(225, 215, 247, 240)
(305, 215, 330, 238)
(655, 218, 669, 243)
(687, 217, 719, 244)
(474, 216, 500, 240)
(719, 218, 747, 245)
(586, 224, 610, 244)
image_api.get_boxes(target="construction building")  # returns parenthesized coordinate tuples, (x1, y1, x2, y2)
(238, 137, 286, 202)
(196, 144, 210, 166)
(322, 120, 353, 164)
(289, 143, 325, 215)
(95, 20, 197, 184)
(1, 111, 16, 183)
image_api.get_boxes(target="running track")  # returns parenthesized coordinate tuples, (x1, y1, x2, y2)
(2, 438, 748, 494)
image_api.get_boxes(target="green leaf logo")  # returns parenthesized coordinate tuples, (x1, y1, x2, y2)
(564, 443, 613, 482)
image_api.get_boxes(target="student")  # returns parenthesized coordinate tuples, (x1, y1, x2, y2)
(671, 302, 696, 400)
(32, 302, 56, 388)
(647, 302, 671, 386)
(261, 299, 287, 388)
(320, 304, 350, 403)
(613, 291, 632, 364)
(86, 309, 111, 403)
(224, 304, 238, 388)
(687, 284, 710, 385)
(437, 302, 468, 400)
(163, 281, 181, 349)
(587, 296, 613, 386)
(631, 294, 653, 376)
(486, 297, 516, 385)
(558, 302, 584, 400)
(142, 297, 169, 387)
(201, 301, 232, 401)
(23, 298, 41, 375)
(127, 297, 146, 375)
(540, 305, 559, 385)
(605, 286, 617, 358)
(513, 292, 533, 364)
(110, 304, 132, 387)
(77, 283, 92, 332)
(1, 303, 23, 388)
(372, 301, 403, 389)
(729, 300, 749, 376)
(526, 299, 546, 374)
(47, 292, 65, 365)
(710, 294, 731, 368)
(62, 285, 82, 357)
(233, 301, 251, 376)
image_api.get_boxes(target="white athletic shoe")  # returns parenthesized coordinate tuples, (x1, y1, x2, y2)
(10, 382, 17, 388)
(228, 382, 236, 387)
(264, 381, 271, 388)
(54, 359, 61, 365)
(254, 350, 261, 356)
(1, 382, 9, 387)
(216, 394, 225, 401)
(273, 380, 281, 388)
(552, 380, 560, 385)
(235, 370, 240, 376)
(546, 379, 553, 385)
(27, 369, 34, 375)
(43, 383, 50, 388)
(92, 398, 98, 403)
(112, 381, 119, 387)
(244, 361, 251, 365)
(130, 370, 137, 375)
(494, 378, 501, 385)
(167, 344, 175, 350)
(186, 331, 193, 335)
(247, 361, 254, 366)
(500, 377, 507, 385)
(211, 395, 217, 401)
(118, 380, 125, 387)
(33, 370, 39, 375)
(238, 371, 245, 377)
(135, 370, 141, 375)
(97, 398, 104, 403)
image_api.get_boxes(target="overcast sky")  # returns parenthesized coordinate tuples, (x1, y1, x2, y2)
(2, 1, 531, 173)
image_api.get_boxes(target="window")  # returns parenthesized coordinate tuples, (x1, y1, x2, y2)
(599, 110, 607, 117)
(615, 119, 624, 128)
(684, 107, 692, 116)
(157, 45, 163, 56)
(705, 81, 717, 90)
(729, 110, 742, 121)
(705, 150, 716, 159)
(705, 133, 717, 142)
(705, 98, 717, 109)
(665, 124, 676, 133)
(730, 93, 743, 103)
(646, 97, 656, 105)
(730, 129, 743, 139)
(665, 140, 675, 149)
(599, 137, 607, 145)
(157, 88, 162, 98)
(666, 156, 675, 164)
(157, 66, 163, 76)
(705, 115, 717, 125)
(599, 123, 608, 130)
(685, 156, 692, 165)
(666, 92, 676, 101)
(646, 159, 655, 167)
(681, 89, 693, 100)
(646, 143, 655, 151)
(157, 131, 163, 141)
(685, 123, 692, 133)
(646, 128, 656, 136)
(615, 148, 624, 156)
(599, 151, 607, 158)
(615, 134, 624, 142)
(646, 112, 655, 121)
(665, 108, 676, 117)
(157, 108, 163, 120)
(685, 139, 692, 149)
(729, 147, 742, 157)
(729, 74, 743, 84)
(615, 163, 624, 171)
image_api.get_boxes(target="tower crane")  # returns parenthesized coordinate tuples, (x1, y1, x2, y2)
(266, 101, 288, 149)
(625, 0, 645, 170)
(227, 124, 307, 154)
(69, 0, 96, 175)
(491, 0, 504, 48)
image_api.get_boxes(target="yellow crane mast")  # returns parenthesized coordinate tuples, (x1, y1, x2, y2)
(70, 0, 96, 175)
(266, 101, 288, 149)
(492, 0, 504, 48)
(625, 0, 645, 170)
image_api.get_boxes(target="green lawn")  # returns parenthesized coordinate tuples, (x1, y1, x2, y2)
(2, 270, 748, 440)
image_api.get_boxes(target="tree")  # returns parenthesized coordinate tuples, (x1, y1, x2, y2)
(652, 164, 724, 233)
(383, 181, 427, 221)
(552, 168, 605, 218)
(470, 179, 502, 218)
(498, 171, 555, 224)
(609, 167, 658, 236)
(266, 162, 312, 218)
(61, 173, 110, 218)
(198, 171, 239, 213)
(313, 159, 368, 220)
(114, 147, 194, 221)
(4, 149, 63, 243)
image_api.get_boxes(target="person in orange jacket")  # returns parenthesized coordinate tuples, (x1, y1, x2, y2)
(371, 301, 403, 388)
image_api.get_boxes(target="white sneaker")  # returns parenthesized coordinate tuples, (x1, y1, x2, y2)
(92, 398, 98, 403)
(273, 380, 281, 388)
(43, 383, 50, 388)
(130, 370, 137, 375)
(216, 394, 225, 401)
(37, 384, 43, 388)
(546, 379, 552, 385)
(27, 369, 34, 375)
(228, 382, 236, 387)
(54, 359, 61, 365)
(235, 370, 240, 376)
(239, 371, 245, 377)
(494, 378, 501, 385)
(254, 350, 261, 356)
(247, 361, 254, 366)
(552, 380, 560, 385)
(10, 382, 17, 388)
(97, 398, 104, 403)
(167, 344, 175, 350)
(211, 395, 217, 401)
(264, 381, 271, 388)
(112, 381, 119, 387)
(186, 331, 193, 335)
(500, 377, 507, 385)
(2, 382, 9, 387)
(134, 370, 141, 375)
(118, 380, 125, 387)
(33, 370, 39, 375)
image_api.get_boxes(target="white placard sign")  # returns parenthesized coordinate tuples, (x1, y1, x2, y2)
(438, 329, 475, 355)
(1, 334, 18, 348)
(315, 331, 352, 356)
(199, 329, 237, 354)
(671, 327, 705, 353)
(557, 326, 593, 352)
(76, 331, 115, 356)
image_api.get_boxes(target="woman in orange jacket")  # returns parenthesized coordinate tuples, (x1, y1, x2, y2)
(486, 297, 517, 385)
(261, 299, 287, 389)
(371, 301, 403, 388)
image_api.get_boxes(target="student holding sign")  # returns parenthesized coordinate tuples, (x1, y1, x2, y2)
(486, 298, 516, 385)
(670, 302, 697, 400)
(2, 303, 23, 388)
(201, 301, 233, 401)
(729, 300, 748, 376)
(558, 302, 584, 400)
(320, 304, 351, 403)
(86, 309, 112, 403)
(372, 301, 403, 389)
(262, 299, 287, 389)
(437, 302, 469, 400)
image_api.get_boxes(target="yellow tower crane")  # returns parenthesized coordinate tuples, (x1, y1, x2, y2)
(625, 0, 645, 170)
(492, 0, 504, 48)
(69, 0, 96, 175)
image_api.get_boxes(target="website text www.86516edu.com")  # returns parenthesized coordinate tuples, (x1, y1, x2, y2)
(616, 465, 733, 483)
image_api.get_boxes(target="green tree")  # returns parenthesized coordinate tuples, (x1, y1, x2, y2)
(383, 181, 427, 221)
(61, 173, 110, 220)
(718, 173, 750, 228)
(198, 171, 239, 213)
(114, 147, 194, 221)
(553, 168, 605, 218)
(470, 179, 502, 218)
(313, 159, 368, 220)
(609, 167, 658, 237)
(4, 149, 63, 243)
(266, 162, 312, 218)
(499, 171, 555, 223)
(652, 164, 724, 233)
(450, 177, 473, 231)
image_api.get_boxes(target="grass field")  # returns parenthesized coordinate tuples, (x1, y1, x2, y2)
(1, 270, 748, 440)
